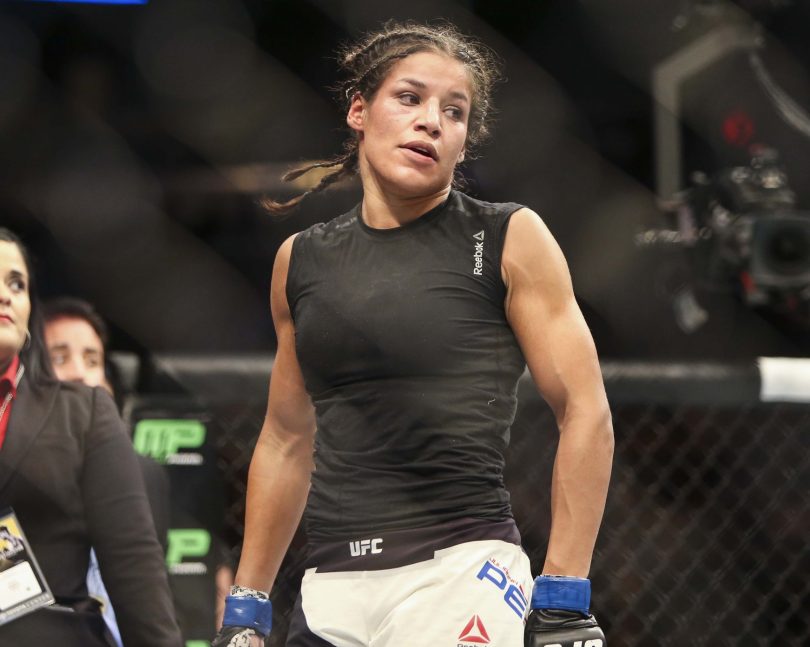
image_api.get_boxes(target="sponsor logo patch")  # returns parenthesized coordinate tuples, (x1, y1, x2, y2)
(472, 230, 485, 275)
(458, 614, 490, 645)
(348, 538, 383, 557)
(476, 559, 528, 619)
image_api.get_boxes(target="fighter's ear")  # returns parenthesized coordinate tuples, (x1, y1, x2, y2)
(346, 92, 365, 133)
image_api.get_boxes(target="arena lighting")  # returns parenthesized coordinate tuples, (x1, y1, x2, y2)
(653, 19, 761, 200)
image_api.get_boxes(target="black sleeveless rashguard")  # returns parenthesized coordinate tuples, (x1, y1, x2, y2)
(286, 190, 527, 541)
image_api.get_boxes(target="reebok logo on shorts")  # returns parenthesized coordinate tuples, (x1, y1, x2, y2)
(472, 230, 485, 276)
(458, 614, 490, 645)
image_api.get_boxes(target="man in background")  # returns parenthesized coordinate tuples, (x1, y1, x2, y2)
(43, 297, 172, 647)
(43, 297, 124, 403)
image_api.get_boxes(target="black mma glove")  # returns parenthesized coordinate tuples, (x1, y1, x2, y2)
(211, 585, 273, 647)
(524, 575, 606, 647)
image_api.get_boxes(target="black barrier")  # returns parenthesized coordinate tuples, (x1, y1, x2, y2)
(128, 397, 227, 647)
(122, 355, 809, 647)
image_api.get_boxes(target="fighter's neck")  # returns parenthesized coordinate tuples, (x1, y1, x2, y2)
(360, 185, 450, 230)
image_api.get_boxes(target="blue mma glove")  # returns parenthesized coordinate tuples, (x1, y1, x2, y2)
(211, 585, 273, 647)
(524, 575, 606, 647)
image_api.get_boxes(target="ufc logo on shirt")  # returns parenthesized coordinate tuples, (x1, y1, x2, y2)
(349, 538, 383, 557)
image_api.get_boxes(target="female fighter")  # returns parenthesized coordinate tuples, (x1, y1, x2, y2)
(213, 21, 613, 647)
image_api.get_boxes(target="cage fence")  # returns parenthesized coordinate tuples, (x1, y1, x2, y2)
(137, 356, 809, 646)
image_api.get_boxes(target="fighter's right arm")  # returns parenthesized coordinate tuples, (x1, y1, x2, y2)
(235, 234, 316, 592)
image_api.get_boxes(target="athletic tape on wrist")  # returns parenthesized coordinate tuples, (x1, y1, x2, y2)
(229, 584, 269, 600)
(222, 595, 273, 636)
(531, 575, 591, 615)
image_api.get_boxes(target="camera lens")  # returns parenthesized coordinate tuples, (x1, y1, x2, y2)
(764, 223, 810, 275)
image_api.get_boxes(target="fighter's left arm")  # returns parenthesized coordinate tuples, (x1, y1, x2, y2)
(502, 207, 614, 578)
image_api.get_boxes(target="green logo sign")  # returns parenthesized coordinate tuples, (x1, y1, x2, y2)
(166, 529, 211, 567)
(133, 419, 206, 463)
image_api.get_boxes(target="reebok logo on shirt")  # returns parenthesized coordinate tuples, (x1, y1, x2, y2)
(473, 230, 485, 276)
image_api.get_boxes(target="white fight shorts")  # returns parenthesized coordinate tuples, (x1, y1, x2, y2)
(285, 518, 533, 647)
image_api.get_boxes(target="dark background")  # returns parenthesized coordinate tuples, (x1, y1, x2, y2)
(1, 0, 809, 361)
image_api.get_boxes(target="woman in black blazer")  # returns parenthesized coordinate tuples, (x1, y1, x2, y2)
(0, 228, 182, 646)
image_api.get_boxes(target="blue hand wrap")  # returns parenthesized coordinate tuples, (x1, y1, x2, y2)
(531, 575, 591, 615)
(222, 595, 273, 636)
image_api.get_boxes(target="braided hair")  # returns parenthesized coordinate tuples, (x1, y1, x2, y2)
(263, 21, 502, 214)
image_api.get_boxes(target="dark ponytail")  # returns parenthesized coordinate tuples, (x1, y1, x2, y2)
(261, 143, 359, 215)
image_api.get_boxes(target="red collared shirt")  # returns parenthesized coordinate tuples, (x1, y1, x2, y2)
(0, 355, 21, 451)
